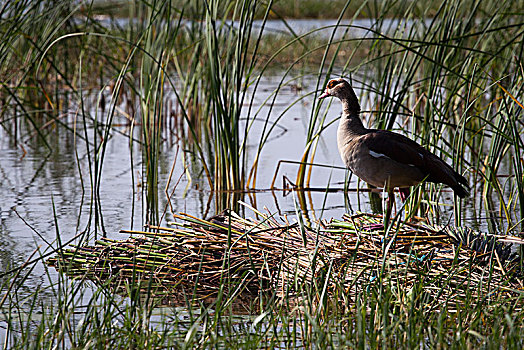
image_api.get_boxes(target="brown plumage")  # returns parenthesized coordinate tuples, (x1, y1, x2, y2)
(319, 78, 469, 210)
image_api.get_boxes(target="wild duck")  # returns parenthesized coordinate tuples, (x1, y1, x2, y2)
(319, 78, 469, 218)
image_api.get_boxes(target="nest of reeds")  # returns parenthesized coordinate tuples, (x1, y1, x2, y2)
(47, 210, 524, 305)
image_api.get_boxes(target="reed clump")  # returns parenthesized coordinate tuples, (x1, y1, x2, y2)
(48, 209, 524, 309)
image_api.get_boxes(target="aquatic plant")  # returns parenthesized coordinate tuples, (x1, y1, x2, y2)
(3, 208, 524, 348)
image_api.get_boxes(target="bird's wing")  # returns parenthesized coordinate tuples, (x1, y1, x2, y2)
(361, 130, 468, 193)
(360, 130, 428, 169)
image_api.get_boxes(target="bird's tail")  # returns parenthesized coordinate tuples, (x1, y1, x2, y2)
(452, 172, 470, 198)
(452, 184, 469, 198)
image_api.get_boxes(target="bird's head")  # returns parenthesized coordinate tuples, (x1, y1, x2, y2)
(318, 78, 351, 100)
(319, 78, 361, 115)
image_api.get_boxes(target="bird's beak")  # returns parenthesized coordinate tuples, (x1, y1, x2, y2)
(318, 90, 330, 99)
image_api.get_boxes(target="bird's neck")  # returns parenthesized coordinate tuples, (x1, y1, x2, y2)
(340, 92, 361, 117)
(338, 95, 365, 135)
(337, 113, 366, 154)
(336, 94, 365, 153)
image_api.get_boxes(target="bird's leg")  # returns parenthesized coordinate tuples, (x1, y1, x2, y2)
(363, 188, 394, 231)
(384, 189, 394, 227)
(399, 187, 410, 202)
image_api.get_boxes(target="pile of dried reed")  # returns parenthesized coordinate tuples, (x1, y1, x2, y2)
(47, 210, 524, 305)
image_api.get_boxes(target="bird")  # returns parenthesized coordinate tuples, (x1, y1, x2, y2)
(318, 78, 469, 221)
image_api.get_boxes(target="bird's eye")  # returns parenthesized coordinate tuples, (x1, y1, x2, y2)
(327, 81, 335, 89)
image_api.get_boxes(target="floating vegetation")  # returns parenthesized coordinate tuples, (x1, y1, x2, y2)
(47, 209, 524, 308)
